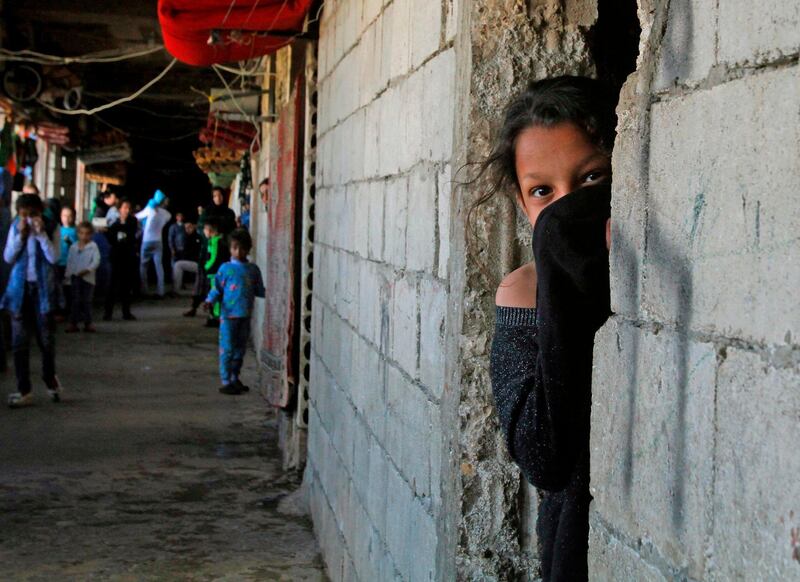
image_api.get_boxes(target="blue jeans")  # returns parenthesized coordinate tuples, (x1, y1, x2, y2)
(139, 241, 165, 296)
(219, 317, 250, 385)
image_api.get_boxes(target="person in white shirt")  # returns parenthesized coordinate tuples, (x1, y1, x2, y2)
(135, 189, 171, 298)
(64, 222, 101, 333)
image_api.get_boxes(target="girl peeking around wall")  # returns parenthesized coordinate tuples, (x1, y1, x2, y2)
(474, 76, 616, 581)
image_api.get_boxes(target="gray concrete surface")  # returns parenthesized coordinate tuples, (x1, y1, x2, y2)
(0, 299, 327, 581)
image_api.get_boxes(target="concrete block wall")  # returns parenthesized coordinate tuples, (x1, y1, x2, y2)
(307, 1, 457, 580)
(590, 0, 800, 578)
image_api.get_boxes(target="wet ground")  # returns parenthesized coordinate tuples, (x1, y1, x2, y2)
(0, 299, 327, 581)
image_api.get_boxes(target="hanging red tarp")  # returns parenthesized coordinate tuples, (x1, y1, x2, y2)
(158, 0, 313, 66)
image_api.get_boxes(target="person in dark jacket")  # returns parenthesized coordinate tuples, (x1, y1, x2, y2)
(198, 187, 236, 237)
(183, 217, 229, 325)
(103, 199, 138, 321)
(476, 77, 617, 582)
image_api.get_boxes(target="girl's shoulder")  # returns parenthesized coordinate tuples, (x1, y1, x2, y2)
(495, 262, 537, 308)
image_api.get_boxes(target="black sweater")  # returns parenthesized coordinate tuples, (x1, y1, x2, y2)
(490, 183, 611, 491)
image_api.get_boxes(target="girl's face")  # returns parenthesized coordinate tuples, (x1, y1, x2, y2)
(514, 122, 611, 228)
(61, 208, 75, 226)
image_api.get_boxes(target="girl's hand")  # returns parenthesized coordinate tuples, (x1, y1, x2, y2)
(78, 269, 90, 277)
(31, 216, 45, 235)
(606, 218, 611, 251)
(18, 216, 30, 238)
(202, 302, 212, 312)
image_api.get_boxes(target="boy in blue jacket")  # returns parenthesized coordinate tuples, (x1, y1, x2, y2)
(204, 228, 264, 395)
(1, 194, 63, 407)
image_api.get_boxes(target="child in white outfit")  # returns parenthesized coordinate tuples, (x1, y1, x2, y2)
(65, 221, 100, 332)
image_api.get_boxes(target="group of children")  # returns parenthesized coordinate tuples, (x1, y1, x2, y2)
(2, 188, 264, 406)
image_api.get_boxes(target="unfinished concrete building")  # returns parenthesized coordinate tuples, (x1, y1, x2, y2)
(241, 0, 799, 579)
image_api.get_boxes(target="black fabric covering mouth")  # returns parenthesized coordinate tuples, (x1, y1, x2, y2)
(491, 182, 612, 491)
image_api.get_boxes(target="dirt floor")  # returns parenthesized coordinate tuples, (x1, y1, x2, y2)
(0, 299, 327, 581)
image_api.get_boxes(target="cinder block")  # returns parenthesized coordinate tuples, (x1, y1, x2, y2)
(358, 22, 380, 108)
(383, 176, 409, 268)
(437, 164, 452, 279)
(363, 103, 381, 179)
(339, 252, 360, 325)
(362, 0, 383, 29)
(410, 0, 441, 69)
(646, 67, 800, 345)
(419, 277, 447, 397)
(718, 0, 799, 65)
(366, 436, 390, 535)
(713, 348, 800, 580)
(367, 181, 385, 260)
(384, 363, 408, 464)
(357, 260, 381, 346)
(588, 515, 669, 582)
(445, 0, 458, 43)
(352, 183, 370, 257)
(385, 464, 415, 578)
(348, 334, 369, 416)
(406, 500, 437, 582)
(401, 68, 424, 170)
(398, 384, 433, 498)
(390, 274, 419, 375)
(341, 0, 361, 56)
(377, 86, 403, 176)
(421, 49, 456, 163)
(654, 0, 716, 90)
(406, 167, 437, 272)
(387, 0, 411, 80)
(352, 418, 369, 504)
(591, 318, 717, 578)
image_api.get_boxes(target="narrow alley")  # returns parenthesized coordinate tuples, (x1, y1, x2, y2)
(0, 300, 326, 581)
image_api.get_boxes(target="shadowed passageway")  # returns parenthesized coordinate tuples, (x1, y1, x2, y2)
(0, 299, 326, 581)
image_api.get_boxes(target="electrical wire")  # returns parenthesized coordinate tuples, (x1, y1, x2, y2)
(36, 58, 178, 116)
(0, 45, 164, 65)
(95, 115, 200, 142)
(211, 64, 262, 154)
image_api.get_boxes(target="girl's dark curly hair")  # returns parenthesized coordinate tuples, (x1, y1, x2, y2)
(466, 75, 618, 224)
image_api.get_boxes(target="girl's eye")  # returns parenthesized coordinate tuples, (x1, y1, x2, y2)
(529, 186, 552, 198)
(583, 170, 608, 184)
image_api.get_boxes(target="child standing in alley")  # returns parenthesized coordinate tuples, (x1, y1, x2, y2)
(204, 228, 264, 395)
(65, 222, 100, 333)
(57, 206, 77, 319)
(1, 194, 63, 408)
(188, 217, 229, 326)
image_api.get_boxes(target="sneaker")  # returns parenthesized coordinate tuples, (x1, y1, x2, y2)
(183, 309, 196, 318)
(65, 324, 80, 333)
(46, 377, 63, 403)
(204, 319, 220, 328)
(219, 383, 243, 395)
(234, 379, 250, 393)
(122, 313, 137, 321)
(84, 324, 97, 333)
(8, 392, 33, 408)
